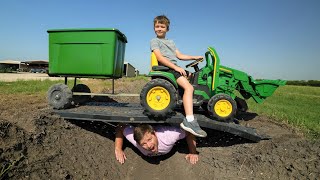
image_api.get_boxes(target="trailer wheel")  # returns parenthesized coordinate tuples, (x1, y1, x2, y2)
(47, 83, 72, 109)
(208, 94, 237, 121)
(72, 84, 91, 105)
(140, 78, 177, 118)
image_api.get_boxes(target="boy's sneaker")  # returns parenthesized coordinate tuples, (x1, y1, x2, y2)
(180, 117, 207, 137)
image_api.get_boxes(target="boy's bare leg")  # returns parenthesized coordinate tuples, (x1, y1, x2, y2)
(177, 76, 207, 137)
(176, 76, 193, 116)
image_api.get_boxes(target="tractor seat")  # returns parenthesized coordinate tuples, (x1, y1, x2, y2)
(151, 52, 170, 71)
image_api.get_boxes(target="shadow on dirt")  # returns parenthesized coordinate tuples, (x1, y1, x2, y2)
(91, 96, 118, 103)
(67, 120, 117, 140)
(236, 112, 258, 121)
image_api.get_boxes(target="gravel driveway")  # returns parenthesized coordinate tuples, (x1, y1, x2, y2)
(0, 72, 64, 82)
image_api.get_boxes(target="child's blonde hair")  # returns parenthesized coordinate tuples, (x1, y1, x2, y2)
(154, 15, 170, 30)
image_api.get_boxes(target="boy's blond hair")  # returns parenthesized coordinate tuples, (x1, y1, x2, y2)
(154, 15, 170, 30)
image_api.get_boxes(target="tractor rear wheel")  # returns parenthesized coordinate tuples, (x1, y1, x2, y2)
(72, 84, 91, 105)
(208, 94, 237, 122)
(140, 78, 177, 118)
(47, 83, 72, 109)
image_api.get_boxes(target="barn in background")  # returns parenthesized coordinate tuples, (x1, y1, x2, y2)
(123, 61, 138, 77)
(0, 60, 20, 71)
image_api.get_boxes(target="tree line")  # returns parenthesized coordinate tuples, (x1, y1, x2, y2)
(286, 80, 320, 87)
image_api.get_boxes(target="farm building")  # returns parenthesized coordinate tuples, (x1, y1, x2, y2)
(123, 61, 138, 77)
(0, 60, 49, 72)
(0, 60, 21, 71)
(21, 60, 49, 72)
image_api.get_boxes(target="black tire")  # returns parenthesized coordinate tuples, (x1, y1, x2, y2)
(47, 83, 72, 109)
(140, 78, 177, 118)
(72, 84, 91, 105)
(208, 94, 237, 122)
(235, 96, 248, 112)
(201, 102, 208, 112)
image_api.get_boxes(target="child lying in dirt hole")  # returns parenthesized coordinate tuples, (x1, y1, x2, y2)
(115, 124, 199, 164)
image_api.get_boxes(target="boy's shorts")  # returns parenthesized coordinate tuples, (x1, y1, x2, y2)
(167, 69, 190, 80)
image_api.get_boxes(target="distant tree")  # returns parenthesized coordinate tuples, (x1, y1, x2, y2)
(308, 80, 320, 87)
(287, 80, 320, 87)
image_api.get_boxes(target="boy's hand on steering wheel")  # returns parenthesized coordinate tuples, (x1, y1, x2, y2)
(193, 56, 203, 61)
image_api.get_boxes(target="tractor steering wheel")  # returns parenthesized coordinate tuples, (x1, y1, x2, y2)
(185, 58, 203, 68)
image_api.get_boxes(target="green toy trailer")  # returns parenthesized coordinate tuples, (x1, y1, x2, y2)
(47, 28, 127, 78)
(140, 47, 286, 121)
(46, 28, 128, 109)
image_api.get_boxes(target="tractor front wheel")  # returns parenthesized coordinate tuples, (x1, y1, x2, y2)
(140, 78, 177, 118)
(208, 94, 237, 122)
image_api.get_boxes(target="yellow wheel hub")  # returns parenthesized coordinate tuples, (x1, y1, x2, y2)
(146, 86, 171, 111)
(214, 99, 233, 117)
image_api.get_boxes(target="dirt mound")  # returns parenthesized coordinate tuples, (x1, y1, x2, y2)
(1, 109, 127, 179)
(1, 94, 319, 179)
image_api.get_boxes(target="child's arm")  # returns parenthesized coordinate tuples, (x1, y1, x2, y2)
(185, 132, 199, 165)
(114, 124, 127, 164)
(153, 49, 179, 69)
(153, 49, 187, 76)
(176, 49, 203, 61)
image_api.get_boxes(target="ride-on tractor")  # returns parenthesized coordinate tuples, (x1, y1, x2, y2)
(46, 28, 286, 142)
(140, 47, 286, 121)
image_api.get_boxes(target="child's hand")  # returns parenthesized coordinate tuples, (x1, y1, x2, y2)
(174, 66, 187, 76)
(185, 154, 199, 164)
(193, 56, 203, 60)
(115, 149, 127, 164)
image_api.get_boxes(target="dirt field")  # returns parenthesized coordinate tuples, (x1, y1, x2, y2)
(0, 79, 319, 179)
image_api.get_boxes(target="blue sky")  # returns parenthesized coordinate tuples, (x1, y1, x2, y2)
(0, 0, 319, 80)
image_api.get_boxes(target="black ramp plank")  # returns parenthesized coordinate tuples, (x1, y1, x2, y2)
(54, 103, 269, 142)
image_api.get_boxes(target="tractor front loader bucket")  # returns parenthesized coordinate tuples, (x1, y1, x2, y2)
(240, 78, 286, 103)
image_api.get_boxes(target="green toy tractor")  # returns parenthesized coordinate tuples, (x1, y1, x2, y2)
(140, 47, 286, 121)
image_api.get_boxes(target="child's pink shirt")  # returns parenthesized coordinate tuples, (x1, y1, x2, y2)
(123, 125, 186, 156)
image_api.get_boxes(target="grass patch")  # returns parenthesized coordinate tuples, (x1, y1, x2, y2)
(247, 85, 320, 138)
(0, 79, 76, 95)
(0, 76, 150, 95)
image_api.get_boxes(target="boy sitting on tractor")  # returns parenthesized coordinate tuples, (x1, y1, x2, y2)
(150, 15, 207, 138)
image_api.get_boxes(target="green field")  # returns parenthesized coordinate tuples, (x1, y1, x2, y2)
(247, 85, 320, 138)
(0, 79, 319, 138)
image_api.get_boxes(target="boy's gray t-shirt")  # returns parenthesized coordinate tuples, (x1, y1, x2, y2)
(150, 38, 178, 65)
